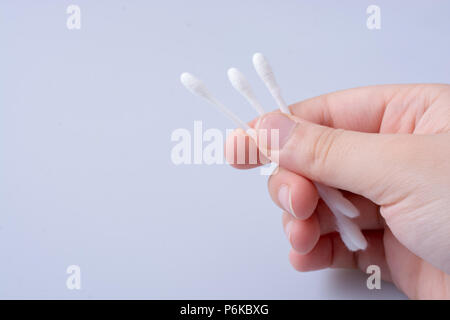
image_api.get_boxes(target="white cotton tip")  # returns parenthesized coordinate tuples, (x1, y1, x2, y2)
(252, 53, 275, 87)
(333, 195, 360, 219)
(180, 72, 249, 129)
(227, 68, 265, 116)
(334, 212, 368, 251)
(252, 53, 290, 114)
(180, 72, 212, 101)
(315, 183, 359, 218)
(314, 182, 366, 251)
(227, 68, 251, 94)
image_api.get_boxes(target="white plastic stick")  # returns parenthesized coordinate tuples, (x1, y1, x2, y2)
(180, 72, 250, 129)
(227, 68, 265, 116)
(252, 53, 290, 114)
(251, 53, 366, 251)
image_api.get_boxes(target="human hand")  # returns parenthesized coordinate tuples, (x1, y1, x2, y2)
(225, 84, 450, 299)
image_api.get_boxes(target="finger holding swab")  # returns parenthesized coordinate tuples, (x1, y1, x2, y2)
(180, 72, 250, 130)
(227, 68, 266, 116)
(251, 53, 366, 250)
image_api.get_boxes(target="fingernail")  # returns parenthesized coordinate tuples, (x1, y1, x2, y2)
(255, 113, 296, 150)
(284, 221, 293, 242)
(278, 184, 297, 218)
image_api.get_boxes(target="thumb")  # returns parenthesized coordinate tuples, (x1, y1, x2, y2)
(253, 112, 414, 203)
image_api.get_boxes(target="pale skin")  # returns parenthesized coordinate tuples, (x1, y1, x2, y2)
(225, 84, 450, 299)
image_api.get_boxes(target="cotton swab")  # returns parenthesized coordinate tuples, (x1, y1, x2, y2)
(251, 53, 367, 251)
(252, 53, 290, 114)
(316, 183, 367, 250)
(315, 182, 359, 219)
(180, 59, 367, 251)
(180, 72, 250, 130)
(334, 210, 368, 251)
(227, 68, 266, 116)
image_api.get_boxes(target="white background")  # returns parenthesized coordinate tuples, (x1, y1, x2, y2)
(1, 0, 450, 299)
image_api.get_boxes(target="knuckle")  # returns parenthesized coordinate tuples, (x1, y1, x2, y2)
(309, 128, 344, 173)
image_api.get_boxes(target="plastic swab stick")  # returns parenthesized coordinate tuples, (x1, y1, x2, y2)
(251, 53, 366, 250)
(180, 72, 250, 129)
(227, 68, 266, 116)
(252, 53, 290, 114)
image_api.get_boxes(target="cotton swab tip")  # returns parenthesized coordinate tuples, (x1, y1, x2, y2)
(180, 72, 210, 99)
(252, 53, 272, 82)
(252, 53, 265, 68)
(227, 67, 266, 116)
(180, 72, 250, 130)
(227, 68, 251, 93)
(252, 53, 290, 114)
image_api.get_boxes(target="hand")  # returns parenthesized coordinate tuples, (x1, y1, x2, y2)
(226, 84, 450, 299)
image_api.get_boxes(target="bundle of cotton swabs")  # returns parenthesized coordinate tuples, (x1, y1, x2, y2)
(180, 53, 367, 251)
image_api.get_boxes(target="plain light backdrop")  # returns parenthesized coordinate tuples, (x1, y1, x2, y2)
(1, 0, 450, 299)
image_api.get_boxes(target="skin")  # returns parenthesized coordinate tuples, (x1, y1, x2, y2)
(225, 84, 450, 299)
